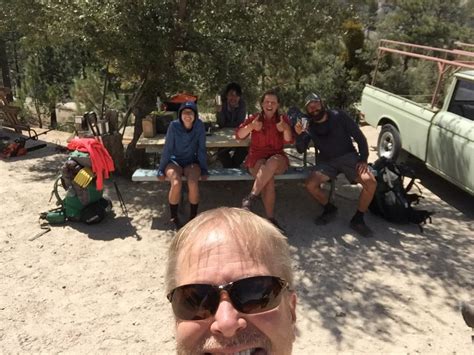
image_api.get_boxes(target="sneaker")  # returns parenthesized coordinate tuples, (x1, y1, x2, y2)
(242, 193, 257, 211)
(314, 203, 338, 225)
(268, 217, 286, 234)
(350, 220, 374, 238)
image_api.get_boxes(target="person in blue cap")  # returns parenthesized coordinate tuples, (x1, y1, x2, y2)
(158, 101, 208, 229)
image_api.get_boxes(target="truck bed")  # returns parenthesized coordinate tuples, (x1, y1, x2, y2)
(361, 85, 436, 160)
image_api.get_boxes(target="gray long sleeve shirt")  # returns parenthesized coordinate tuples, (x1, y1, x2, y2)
(295, 109, 369, 163)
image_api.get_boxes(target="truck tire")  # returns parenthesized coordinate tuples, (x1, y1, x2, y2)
(377, 124, 401, 160)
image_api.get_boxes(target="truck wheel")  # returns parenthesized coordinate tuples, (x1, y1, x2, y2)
(377, 124, 401, 160)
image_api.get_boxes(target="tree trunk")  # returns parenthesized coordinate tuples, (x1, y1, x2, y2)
(123, 0, 188, 178)
(124, 78, 159, 177)
(34, 99, 43, 128)
(0, 37, 13, 101)
(13, 40, 21, 90)
(50, 104, 57, 128)
(102, 133, 125, 175)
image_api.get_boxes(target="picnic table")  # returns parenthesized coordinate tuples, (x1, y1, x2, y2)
(136, 127, 249, 153)
(133, 126, 313, 182)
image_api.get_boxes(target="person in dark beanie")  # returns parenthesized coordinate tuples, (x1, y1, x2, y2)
(215, 82, 248, 168)
(158, 101, 208, 229)
(294, 93, 376, 237)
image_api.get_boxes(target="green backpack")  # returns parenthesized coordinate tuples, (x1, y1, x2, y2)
(42, 151, 111, 224)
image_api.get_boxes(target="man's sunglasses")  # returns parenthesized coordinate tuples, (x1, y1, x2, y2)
(167, 275, 289, 320)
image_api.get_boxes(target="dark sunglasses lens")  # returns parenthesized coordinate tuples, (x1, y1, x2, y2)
(170, 284, 219, 320)
(230, 276, 285, 314)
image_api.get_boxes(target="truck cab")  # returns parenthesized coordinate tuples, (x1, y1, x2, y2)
(426, 71, 474, 195)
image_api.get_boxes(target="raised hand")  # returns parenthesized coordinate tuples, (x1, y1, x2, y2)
(356, 161, 369, 176)
(294, 120, 304, 135)
(276, 118, 290, 133)
(251, 119, 263, 132)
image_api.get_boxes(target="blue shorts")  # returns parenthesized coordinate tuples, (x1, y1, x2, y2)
(314, 152, 360, 183)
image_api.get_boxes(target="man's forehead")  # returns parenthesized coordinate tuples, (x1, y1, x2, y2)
(175, 230, 275, 284)
(306, 101, 322, 110)
(179, 229, 243, 259)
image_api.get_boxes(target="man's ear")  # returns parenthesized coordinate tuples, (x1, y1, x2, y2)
(289, 292, 297, 324)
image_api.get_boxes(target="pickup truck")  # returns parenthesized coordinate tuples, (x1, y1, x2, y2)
(360, 40, 474, 196)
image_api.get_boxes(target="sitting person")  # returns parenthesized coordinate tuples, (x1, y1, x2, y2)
(236, 89, 293, 230)
(294, 93, 377, 237)
(216, 82, 248, 168)
(165, 207, 297, 355)
(158, 101, 208, 229)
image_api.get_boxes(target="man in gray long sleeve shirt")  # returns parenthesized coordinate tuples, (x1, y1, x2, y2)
(295, 93, 377, 237)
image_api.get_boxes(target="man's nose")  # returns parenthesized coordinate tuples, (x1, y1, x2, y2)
(209, 294, 247, 337)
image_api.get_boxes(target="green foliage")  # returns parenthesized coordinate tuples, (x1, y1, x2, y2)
(342, 20, 365, 67)
(70, 68, 126, 115)
(2, 0, 473, 132)
(19, 44, 83, 113)
(377, 0, 474, 47)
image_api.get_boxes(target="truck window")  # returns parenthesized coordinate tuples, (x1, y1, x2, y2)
(447, 79, 474, 121)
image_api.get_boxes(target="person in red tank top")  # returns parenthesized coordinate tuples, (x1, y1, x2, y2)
(236, 89, 293, 231)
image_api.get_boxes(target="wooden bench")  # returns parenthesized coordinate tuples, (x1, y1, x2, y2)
(132, 166, 313, 182)
(133, 166, 337, 203)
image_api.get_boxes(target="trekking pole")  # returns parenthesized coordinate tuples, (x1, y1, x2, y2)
(112, 176, 128, 217)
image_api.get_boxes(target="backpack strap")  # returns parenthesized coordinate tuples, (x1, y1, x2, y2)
(405, 176, 415, 193)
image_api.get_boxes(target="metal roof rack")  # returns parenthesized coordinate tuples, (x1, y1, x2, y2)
(372, 39, 474, 108)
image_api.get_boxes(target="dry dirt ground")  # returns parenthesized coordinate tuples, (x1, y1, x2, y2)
(0, 126, 473, 354)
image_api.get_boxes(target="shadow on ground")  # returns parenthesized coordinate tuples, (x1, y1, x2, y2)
(16, 137, 474, 349)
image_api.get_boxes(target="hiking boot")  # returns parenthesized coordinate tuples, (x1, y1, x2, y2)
(242, 193, 258, 211)
(314, 203, 338, 225)
(268, 217, 286, 234)
(170, 217, 183, 230)
(350, 220, 374, 238)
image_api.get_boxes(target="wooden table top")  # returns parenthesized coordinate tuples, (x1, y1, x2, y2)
(136, 127, 249, 152)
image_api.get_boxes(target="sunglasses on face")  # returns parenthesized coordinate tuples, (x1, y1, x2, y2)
(167, 275, 289, 321)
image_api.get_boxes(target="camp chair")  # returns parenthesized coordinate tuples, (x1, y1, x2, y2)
(0, 105, 37, 138)
(0, 86, 37, 138)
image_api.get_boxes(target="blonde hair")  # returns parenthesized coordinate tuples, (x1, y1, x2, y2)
(165, 207, 294, 293)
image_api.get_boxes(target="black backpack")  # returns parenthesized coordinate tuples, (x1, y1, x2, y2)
(80, 198, 112, 225)
(369, 157, 433, 232)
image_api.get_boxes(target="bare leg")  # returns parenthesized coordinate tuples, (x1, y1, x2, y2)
(247, 155, 287, 219)
(349, 169, 377, 237)
(165, 164, 183, 204)
(184, 164, 201, 204)
(249, 155, 288, 196)
(354, 171, 377, 212)
(305, 171, 331, 205)
(260, 178, 276, 218)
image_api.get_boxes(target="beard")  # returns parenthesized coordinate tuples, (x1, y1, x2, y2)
(176, 326, 273, 355)
(308, 109, 326, 122)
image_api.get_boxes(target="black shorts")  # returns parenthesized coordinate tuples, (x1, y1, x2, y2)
(314, 152, 360, 183)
